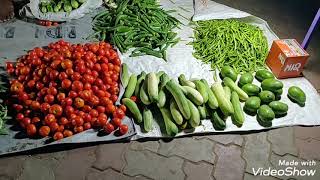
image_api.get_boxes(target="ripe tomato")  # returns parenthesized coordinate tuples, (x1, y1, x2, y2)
(98, 116, 107, 126)
(53, 132, 64, 140)
(27, 80, 36, 89)
(31, 117, 41, 123)
(10, 82, 24, 94)
(119, 105, 126, 113)
(26, 124, 37, 137)
(68, 91, 78, 98)
(130, 96, 137, 102)
(65, 106, 75, 116)
(57, 125, 64, 132)
(49, 122, 59, 132)
(82, 105, 92, 113)
(61, 59, 73, 69)
(58, 72, 68, 80)
(57, 93, 66, 102)
(74, 126, 84, 133)
(112, 118, 122, 127)
(96, 106, 105, 113)
(44, 95, 55, 104)
(103, 123, 114, 134)
(16, 113, 24, 121)
(39, 126, 50, 137)
(49, 104, 63, 116)
(83, 83, 91, 90)
(61, 79, 72, 89)
(66, 68, 74, 76)
(63, 130, 73, 137)
(31, 101, 40, 110)
(110, 95, 118, 103)
(83, 122, 91, 130)
(41, 103, 50, 113)
(113, 108, 125, 119)
(74, 97, 85, 108)
(119, 124, 128, 135)
(71, 81, 83, 92)
(45, 114, 56, 125)
(106, 104, 116, 113)
(47, 87, 58, 95)
(71, 72, 81, 81)
(18, 92, 29, 101)
(74, 116, 84, 126)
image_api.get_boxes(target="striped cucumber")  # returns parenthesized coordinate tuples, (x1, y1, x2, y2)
(160, 108, 179, 136)
(223, 77, 249, 101)
(170, 99, 184, 125)
(134, 71, 146, 97)
(165, 80, 191, 119)
(140, 80, 151, 105)
(211, 82, 234, 116)
(182, 86, 204, 105)
(194, 80, 208, 103)
(201, 79, 218, 109)
(147, 72, 159, 102)
(186, 99, 200, 128)
(210, 110, 226, 130)
(231, 91, 245, 127)
(178, 74, 196, 88)
(121, 63, 129, 88)
(123, 74, 137, 98)
(157, 90, 166, 108)
(122, 98, 142, 123)
(143, 108, 153, 132)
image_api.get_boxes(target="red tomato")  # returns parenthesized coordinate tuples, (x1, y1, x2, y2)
(41, 103, 50, 113)
(61, 79, 72, 89)
(49, 122, 59, 132)
(59, 117, 69, 125)
(83, 122, 91, 130)
(44, 95, 55, 104)
(68, 91, 78, 98)
(74, 116, 84, 126)
(45, 114, 56, 125)
(63, 130, 73, 137)
(112, 118, 122, 127)
(26, 124, 37, 137)
(49, 104, 63, 116)
(47, 87, 58, 95)
(103, 123, 114, 134)
(53, 132, 64, 140)
(57, 93, 66, 102)
(119, 105, 126, 113)
(98, 116, 107, 126)
(39, 126, 50, 137)
(96, 106, 105, 113)
(58, 72, 68, 80)
(74, 126, 84, 133)
(31, 101, 40, 110)
(61, 59, 73, 69)
(32, 117, 41, 123)
(16, 113, 24, 121)
(114, 108, 125, 119)
(71, 81, 83, 92)
(10, 82, 24, 94)
(74, 97, 85, 108)
(119, 124, 128, 135)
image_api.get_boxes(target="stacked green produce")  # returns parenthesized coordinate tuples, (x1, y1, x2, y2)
(190, 19, 269, 73)
(121, 64, 307, 136)
(40, 0, 86, 13)
(92, 0, 180, 60)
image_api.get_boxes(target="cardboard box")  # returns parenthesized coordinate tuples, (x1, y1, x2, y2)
(266, 39, 309, 79)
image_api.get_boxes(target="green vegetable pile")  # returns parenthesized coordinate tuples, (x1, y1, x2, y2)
(92, 0, 180, 60)
(40, 0, 86, 13)
(190, 19, 269, 73)
(121, 63, 306, 135)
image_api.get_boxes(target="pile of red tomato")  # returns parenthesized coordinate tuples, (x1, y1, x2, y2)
(6, 40, 128, 141)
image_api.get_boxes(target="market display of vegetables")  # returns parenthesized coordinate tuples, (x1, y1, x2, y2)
(190, 19, 269, 73)
(40, 0, 86, 13)
(5, 40, 129, 140)
(120, 63, 307, 136)
(92, 0, 180, 60)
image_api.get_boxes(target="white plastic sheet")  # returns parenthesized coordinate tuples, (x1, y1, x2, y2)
(19, 0, 103, 22)
(124, 0, 320, 139)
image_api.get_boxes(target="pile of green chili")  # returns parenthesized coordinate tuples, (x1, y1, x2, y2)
(92, 0, 180, 60)
(190, 19, 268, 73)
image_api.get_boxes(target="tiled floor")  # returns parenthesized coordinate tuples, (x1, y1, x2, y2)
(0, 0, 320, 180)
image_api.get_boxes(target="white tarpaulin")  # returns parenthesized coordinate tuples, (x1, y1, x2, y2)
(19, 0, 103, 22)
(124, 0, 320, 139)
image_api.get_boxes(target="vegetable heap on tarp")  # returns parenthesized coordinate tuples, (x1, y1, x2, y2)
(190, 19, 268, 73)
(92, 0, 180, 60)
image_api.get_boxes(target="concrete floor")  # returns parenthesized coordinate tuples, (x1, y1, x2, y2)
(0, 0, 320, 180)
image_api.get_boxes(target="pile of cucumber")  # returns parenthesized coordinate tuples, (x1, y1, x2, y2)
(121, 64, 306, 136)
(39, 0, 86, 13)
